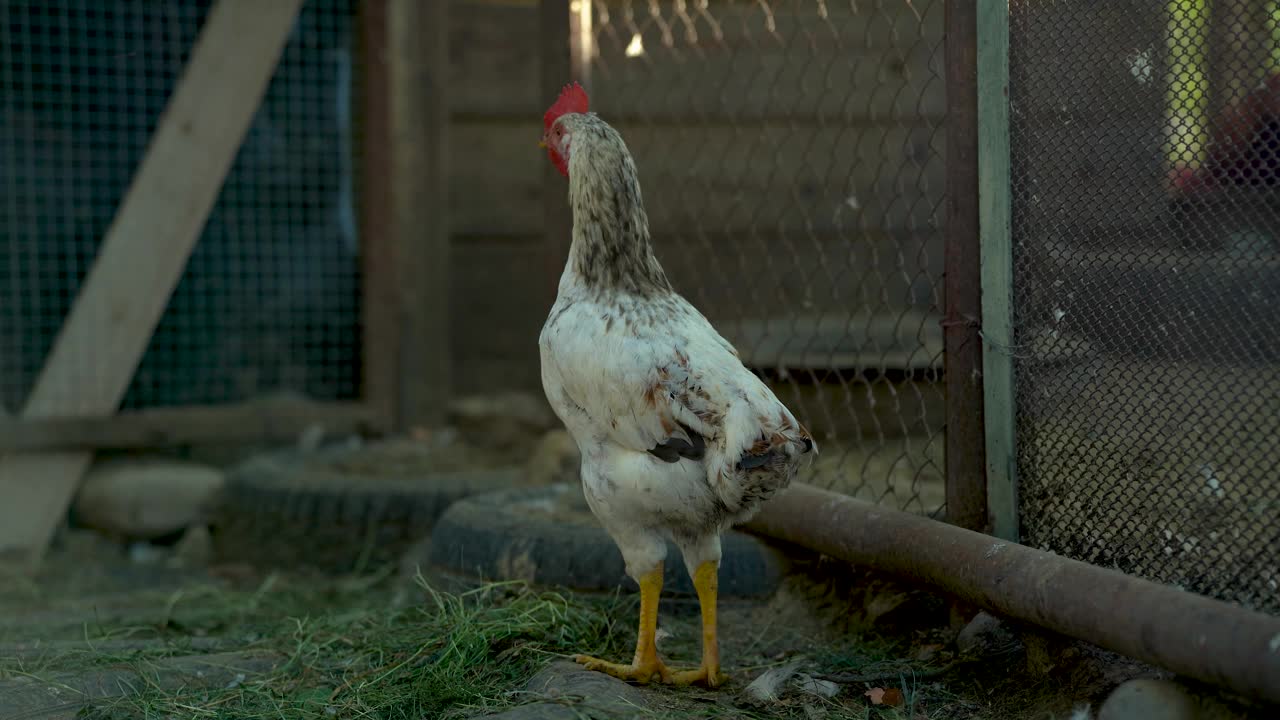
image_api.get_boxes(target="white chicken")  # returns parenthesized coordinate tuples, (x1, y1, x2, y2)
(538, 83, 815, 688)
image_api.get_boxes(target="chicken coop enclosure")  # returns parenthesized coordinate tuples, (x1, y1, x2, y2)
(0, 0, 1277, 694)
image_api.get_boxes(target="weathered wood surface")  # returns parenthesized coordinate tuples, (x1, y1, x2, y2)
(448, 0, 946, 392)
(452, 122, 945, 237)
(388, 0, 452, 429)
(0, 398, 374, 452)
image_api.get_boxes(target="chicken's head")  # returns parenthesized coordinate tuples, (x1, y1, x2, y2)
(541, 82, 589, 178)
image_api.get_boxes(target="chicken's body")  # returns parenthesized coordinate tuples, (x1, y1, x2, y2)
(538, 85, 814, 687)
(541, 274, 802, 567)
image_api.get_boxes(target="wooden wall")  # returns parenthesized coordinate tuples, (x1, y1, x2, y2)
(448, 0, 947, 393)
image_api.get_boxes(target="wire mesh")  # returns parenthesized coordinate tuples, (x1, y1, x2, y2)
(0, 0, 361, 413)
(580, 0, 947, 514)
(1009, 0, 1280, 613)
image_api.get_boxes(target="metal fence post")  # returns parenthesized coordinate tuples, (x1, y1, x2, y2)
(943, 0, 988, 533)
(976, 0, 1017, 542)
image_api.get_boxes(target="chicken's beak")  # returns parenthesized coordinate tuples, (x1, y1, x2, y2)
(538, 134, 547, 149)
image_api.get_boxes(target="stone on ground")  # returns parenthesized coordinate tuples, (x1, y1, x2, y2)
(1097, 678, 1199, 720)
(73, 458, 224, 540)
(473, 661, 653, 719)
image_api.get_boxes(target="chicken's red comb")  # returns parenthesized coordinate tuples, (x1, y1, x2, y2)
(544, 82, 589, 131)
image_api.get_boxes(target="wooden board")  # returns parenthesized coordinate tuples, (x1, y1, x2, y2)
(388, 0, 452, 429)
(0, 399, 373, 453)
(358, 0, 398, 433)
(451, 122, 946, 236)
(450, 241, 549, 394)
(449, 231, 943, 394)
(446, 0, 948, 394)
(449, 0, 944, 120)
(448, 0, 946, 238)
(979, 0, 1016, 542)
(452, 0, 542, 117)
(0, 0, 304, 565)
(586, 0, 944, 121)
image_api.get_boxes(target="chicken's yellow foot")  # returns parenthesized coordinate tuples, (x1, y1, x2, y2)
(670, 560, 730, 688)
(573, 563, 673, 684)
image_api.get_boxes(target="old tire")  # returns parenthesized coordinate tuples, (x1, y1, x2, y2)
(426, 484, 788, 598)
(211, 440, 521, 573)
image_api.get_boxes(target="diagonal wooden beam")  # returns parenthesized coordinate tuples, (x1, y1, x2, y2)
(0, 0, 304, 567)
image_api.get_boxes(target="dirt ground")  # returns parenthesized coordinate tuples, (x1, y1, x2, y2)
(0, 397, 1268, 720)
(0, 525, 1265, 720)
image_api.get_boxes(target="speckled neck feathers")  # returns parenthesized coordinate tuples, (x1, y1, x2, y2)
(565, 115, 671, 296)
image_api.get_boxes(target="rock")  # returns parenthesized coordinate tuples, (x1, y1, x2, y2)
(1097, 678, 1199, 720)
(473, 661, 653, 719)
(73, 458, 224, 540)
(0, 650, 279, 720)
(173, 524, 213, 565)
(956, 611, 1017, 659)
(449, 392, 561, 463)
(450, 391, 557, 431)
(524, 429, 580, 488)
(1022, 629, 1078, 676)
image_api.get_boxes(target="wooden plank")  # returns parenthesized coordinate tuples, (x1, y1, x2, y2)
(449, 0, 946, 240)
(450, 241, 548, 394)
(723, 309, 943, 371)
(451, 121, 946, 237)
(0, 0, 304, 565)
(449, 0, 944, 120)
(540, 0, 575, 309)
(653, 228, 942, 319)
(449, 231, 943, 394)
(358, 0, 398, 434)
(451, 0, 542, 117)
(387, 0, 451, 429)
(943, 0, 987, 533)
(977, 0, 1017, 542)
(587, 0, 944, 121)
(0, 400, 374, 453)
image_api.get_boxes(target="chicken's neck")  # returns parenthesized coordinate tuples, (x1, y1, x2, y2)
(567, 145, 671, 297)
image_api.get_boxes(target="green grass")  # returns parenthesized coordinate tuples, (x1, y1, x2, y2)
(0, 566, 980, 720)
(0, 559, 1158, 720)
(5, 572, 634, 720)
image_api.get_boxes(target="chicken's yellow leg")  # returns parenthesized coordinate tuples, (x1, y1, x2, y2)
(574, 564, 672, 684)
(672, 561, 730, 688)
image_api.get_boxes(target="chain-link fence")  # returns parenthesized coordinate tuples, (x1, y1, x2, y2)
(0, 0, 361, 414)
(579, 0, 948, 515)
(1009, 0, 1280, 614)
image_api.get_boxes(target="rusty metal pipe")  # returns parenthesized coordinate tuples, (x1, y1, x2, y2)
(744, 483, 1280, 705)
